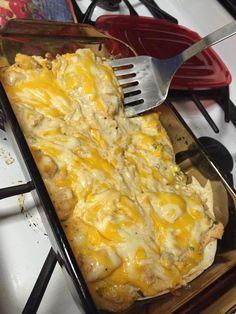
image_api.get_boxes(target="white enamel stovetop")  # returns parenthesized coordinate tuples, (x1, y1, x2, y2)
(0, 1, 235, 313)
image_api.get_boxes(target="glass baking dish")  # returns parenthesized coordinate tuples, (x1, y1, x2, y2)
(0, 19, 236, 314)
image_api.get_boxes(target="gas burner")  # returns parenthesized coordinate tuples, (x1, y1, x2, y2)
(198, 136, 234, 184)
(91, 0, 121, 11)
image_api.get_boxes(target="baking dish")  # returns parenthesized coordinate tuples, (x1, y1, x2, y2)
(0, 19, 236, 314)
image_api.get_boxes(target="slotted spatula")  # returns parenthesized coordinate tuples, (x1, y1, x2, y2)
(111, 21, 236, 117)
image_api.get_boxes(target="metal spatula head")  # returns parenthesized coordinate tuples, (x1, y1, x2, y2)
(112, 56, 169, 117)
(111, 21, 236, 118)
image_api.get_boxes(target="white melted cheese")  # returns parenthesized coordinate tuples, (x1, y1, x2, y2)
(0, 49, 218, 303)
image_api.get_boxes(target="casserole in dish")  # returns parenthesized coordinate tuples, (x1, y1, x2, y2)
(0, 20, 234, 310)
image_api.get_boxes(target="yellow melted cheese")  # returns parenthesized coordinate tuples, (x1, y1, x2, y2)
(0, 49, 219, 308)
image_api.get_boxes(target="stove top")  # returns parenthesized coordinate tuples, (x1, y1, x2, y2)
(0, 1, 236, 314)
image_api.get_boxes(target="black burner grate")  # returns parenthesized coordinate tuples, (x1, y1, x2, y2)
(0, 102, 5, 131)
(218, 0, 236, 19)
(168, 86, 236, 133)
(70, 0, 178, 24)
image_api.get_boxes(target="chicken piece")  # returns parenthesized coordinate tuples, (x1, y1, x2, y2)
(32, 149, 58, 179)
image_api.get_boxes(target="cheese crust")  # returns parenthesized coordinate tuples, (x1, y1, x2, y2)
(0, 49, 223, 312)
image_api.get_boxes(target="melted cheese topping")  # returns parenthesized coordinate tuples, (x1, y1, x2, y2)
(0, 49, 220, 309)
